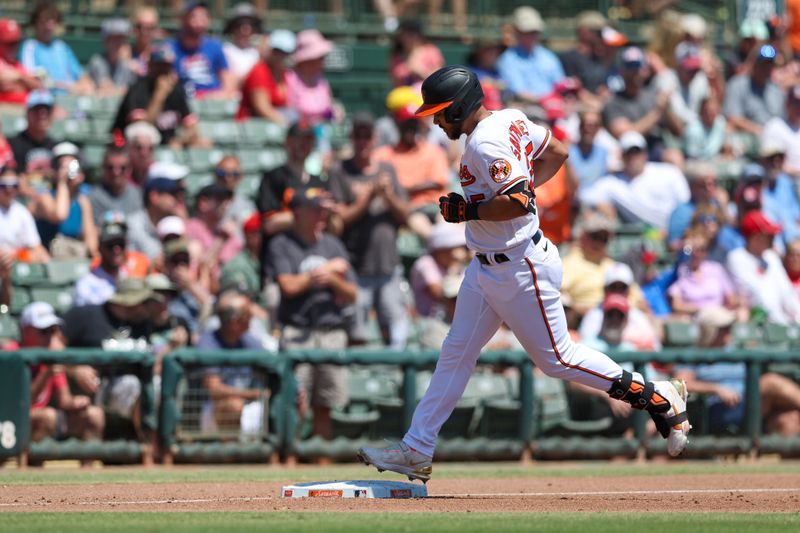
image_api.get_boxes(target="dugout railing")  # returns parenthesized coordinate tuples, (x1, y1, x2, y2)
(0, 349, 156, 466)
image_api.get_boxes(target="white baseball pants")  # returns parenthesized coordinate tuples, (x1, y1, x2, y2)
(404, 235, 624, 457)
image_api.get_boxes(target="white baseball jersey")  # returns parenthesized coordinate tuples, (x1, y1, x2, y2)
(459, 108, 551, 253)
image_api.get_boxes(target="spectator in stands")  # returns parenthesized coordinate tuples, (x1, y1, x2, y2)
(374, 85, 421, 148)
(373, 106, 448, 240)
(328, 111, 410, 349)
(219, 212, 263, 303)
(88, 146, 142, 226)
(724, 19, 769, 78)
(0, 18, 42, 107)
(582, 293, 637, 351)
(23, 302, 104, 457)
(667, 228, 742, 320)
(186, 183, 242, 279)
(727, 210, 800, 324)
(20, 1, 92, 95)
(568, 109, 609, 194)
(653, 42, 711, 134)
(558, 11, 615, 97)
(561, 211, 646, 317)
(497, 7, 564, 104)
(128, 162, 189, 260)
(785, 239, 800, 298)
(682, 93, 731, 160)
(88, 18, 135, 96)
(163, 238, 212, 338)
(130, 6, 159, 78)
(724, 44, 784, 136)
(688, 203, 744, 265)
(200, 289, 264, 432)
(112, 44, 203, 148)
(286, 29, 337, 127)
(578, 262, 659, 351)
(603, 47, 681, 161)
(29, 142, 97, 260)
(762, 86, 800, 176)
(222, 3, 263, 83)
(758, 143, 800, 246)
(169, 1, 236, 99)
(0, 123, 13, 170)
(213, 155, 256, 234)
(124, 121, 160, 188)
(145, 272, 189, 369)
(579, 131, 690, 231)
(0, 248, 11, 308)
(388, 19, 444, 88)
(235, 28, 294, 124)
(9, 90, 56, 180)
(0, 167, 49, 262)
(466, 39, 504, 111)
(74, 218, 142, 306)
(674, 306, 800, 436)
(270, 187, 357, 439)
(667, 161, 726, 250)
(256, 121, 323, 251)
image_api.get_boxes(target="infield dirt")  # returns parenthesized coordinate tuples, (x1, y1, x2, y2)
(2, 470, 799, 513)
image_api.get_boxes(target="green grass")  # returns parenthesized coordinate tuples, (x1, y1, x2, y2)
(2, 460, 799, 485)
(4, 512, 800, 532)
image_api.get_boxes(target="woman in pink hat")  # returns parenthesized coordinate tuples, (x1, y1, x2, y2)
(285, 29, 336, 126)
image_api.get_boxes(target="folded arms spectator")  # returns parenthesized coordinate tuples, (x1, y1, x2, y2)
(236, 29, 295, 124)
(0, 18, 42, 106)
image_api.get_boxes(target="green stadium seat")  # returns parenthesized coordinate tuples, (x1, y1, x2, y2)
(239, 119, 286, 146)
(236, 149, 262, 173)
(154, 148, 186, 165)
(82, 144, 108, 171)
(1, 115, 25, 136)
(30, 286, 74, 314)
(731, 322, 762, 348)
(62, 119, 92, 143)
(535, 374, 612, 436)
(86, 96, 122, 118)
(90, 117, 114, 143)
(0, 313, 20, 341)
(257, 149, 286, 171)
(9, 286, 31, 315)
(237, 174, 260, 199)
(203, 120, 240, 146)
(46, 260, 90, 285)
(663, 321, 700, 347)
(193, 99, 237, 120)
(186, 148, 225, 172)
(184, 173, 214, 198)
(11, 262, 48, 286)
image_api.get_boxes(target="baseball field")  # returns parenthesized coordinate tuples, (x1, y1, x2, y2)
(2, 461, 800, 532)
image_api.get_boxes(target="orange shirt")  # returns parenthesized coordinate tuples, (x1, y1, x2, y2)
(789, 0, 800, 54)
(373, 141, 449, 208)
(90, 250, 150, 278)
(534, 165, 572, 245)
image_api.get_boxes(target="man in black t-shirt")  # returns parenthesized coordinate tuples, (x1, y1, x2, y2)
(111, 44, 201, 147)
(9, 90, 57, 179)
(328, 112, 410, 349)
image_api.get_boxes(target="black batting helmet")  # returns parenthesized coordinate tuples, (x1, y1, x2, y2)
(415, 66, 484, 123)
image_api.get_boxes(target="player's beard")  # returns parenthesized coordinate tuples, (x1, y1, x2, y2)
(444, 123, 463, 140)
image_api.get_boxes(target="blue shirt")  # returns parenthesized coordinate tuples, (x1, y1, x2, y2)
(169, 36, 228, 95)
(762, 174, 800, 246)
(497, 45, 565, 99)
(19, 38, 83, 94)
(568, 143, 608, 192)
(667, 201, 697, 244)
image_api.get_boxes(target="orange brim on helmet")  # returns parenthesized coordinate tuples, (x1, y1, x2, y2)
(414, 100, 453, 117)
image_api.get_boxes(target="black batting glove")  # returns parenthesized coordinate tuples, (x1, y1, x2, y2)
(439, 192, 480, 223)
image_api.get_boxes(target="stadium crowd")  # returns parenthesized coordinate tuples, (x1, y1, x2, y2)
(2, 1, 800, 454)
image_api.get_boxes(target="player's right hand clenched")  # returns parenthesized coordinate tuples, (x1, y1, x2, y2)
(439, 192, 480, 223)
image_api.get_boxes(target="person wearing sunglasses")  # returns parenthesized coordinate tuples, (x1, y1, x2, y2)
(88, 145, 143, 226)
(163, 238, 212, 338)
(0, 167, 49, 262)
(23, 301, 105, 462)
(213, 155, 256, 235)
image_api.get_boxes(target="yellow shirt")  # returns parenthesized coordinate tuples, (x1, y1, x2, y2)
(561, 246, 644, 311)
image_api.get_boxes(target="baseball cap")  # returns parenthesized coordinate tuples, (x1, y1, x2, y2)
(675, 42, 702, 70)
(100, 221, 127, 243)
(164, 238, 190, 260)
(52, 141, 80, 160)
(351, 110, 376, 131)
(740, 162, 767, 183)
(386, 86, 423, 121)
(102, 17, 130, 37)
(602, 293, 630, 314)
(288, 187, 327, 209)
(578, 210, 616, 234)
(146, 162, 188, 194)
(739, 18, 769, 40)
(286, 120, 315, 138)
(182, 0, 208, 15)
(20, 302, 63, 329)
(242, 212, 262, 233)
(196, 182, 233, 201)
(759, 141, 786, 158)
(269, 29, 296, 54)
(26, 90, 54, 110)
(0, 18, 23, 43)
(146, 272, 178, 294)
(620, 46, 645, 70)
(512, 6, 545, 33)
(681, 13, 707, 39)
(575, 10, 606, 31)
(125, 121, 162, 145)
(604, 262, 634, 287)
(427, 223, 466, 252)
(757, 44, 777, 63)
(224, 3, 263, 34)
(601, 26, 628, 47)
(156, 216, 185, 239)
(109, 278, 159, 306)
(619, 131, 647, 153)
(740, 210, 781, 238)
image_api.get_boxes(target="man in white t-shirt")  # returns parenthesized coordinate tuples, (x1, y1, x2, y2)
(761, 85, 800, 176)
(579, 131, 690, 230)
(727, 210, 800, 325)
(0, 168, 48, 262)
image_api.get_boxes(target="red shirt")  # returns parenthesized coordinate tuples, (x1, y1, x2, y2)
(30, 364, 68, 410)
(236, 62, 287, 121)
(0, 57, 31, 105)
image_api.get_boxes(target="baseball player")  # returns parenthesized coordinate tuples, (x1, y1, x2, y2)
(357, 66, 690, 482)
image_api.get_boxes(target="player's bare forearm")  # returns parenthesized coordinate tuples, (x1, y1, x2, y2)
(476, 194, 528, 221)
(532, 137, 569, 188)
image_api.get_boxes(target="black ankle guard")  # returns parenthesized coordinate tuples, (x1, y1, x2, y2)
(608, 370, 684, 438)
